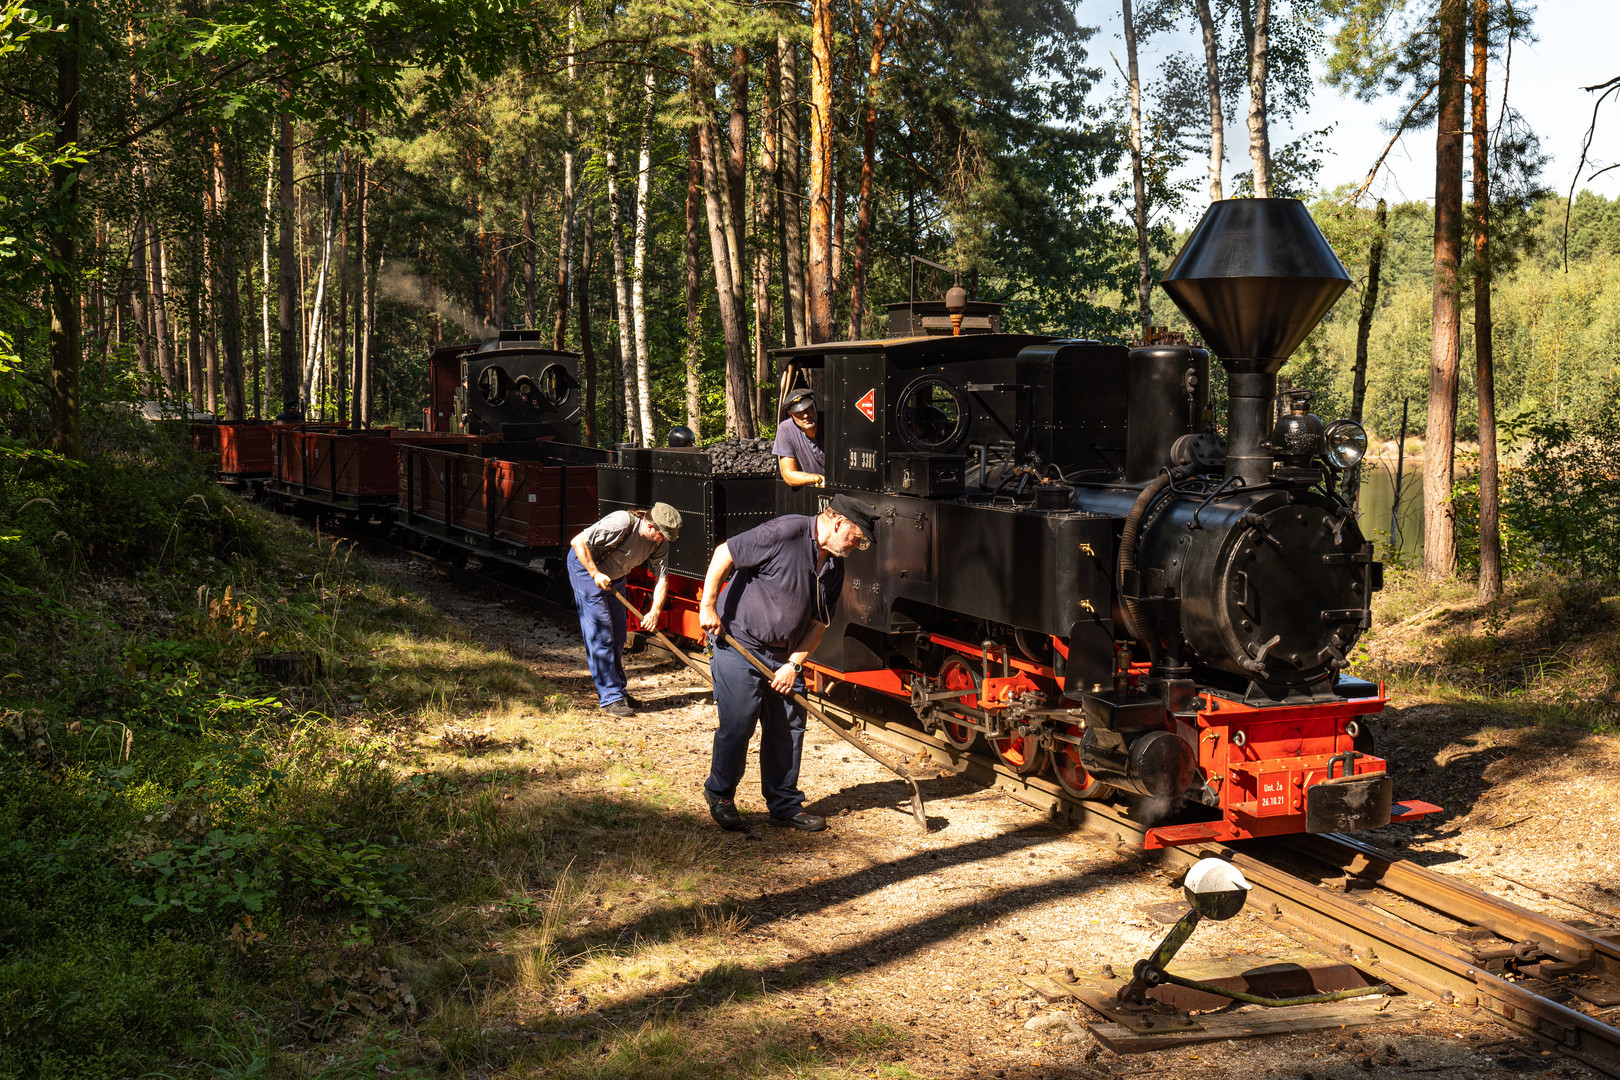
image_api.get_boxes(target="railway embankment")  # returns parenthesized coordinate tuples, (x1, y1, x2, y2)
(6, 423, 1620, 1080)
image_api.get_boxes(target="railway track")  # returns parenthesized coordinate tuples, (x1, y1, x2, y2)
(300, 512, 1620, 1074)
(636, 642, 1620, 1075)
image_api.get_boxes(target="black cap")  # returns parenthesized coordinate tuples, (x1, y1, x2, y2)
(667, 425, 696, 447)
(828, 493, 877, 547)
(785, 387, 816, 414)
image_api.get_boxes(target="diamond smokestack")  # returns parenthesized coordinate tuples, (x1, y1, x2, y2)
(1160, 199, 1351, 486)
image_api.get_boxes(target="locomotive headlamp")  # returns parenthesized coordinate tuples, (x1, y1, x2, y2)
(1323, 419, 1368, 469)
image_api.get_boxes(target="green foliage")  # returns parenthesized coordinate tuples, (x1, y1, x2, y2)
(1498, 411, 1620, 577)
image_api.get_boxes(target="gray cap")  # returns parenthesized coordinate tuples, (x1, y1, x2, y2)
(650, 502, 682, 540)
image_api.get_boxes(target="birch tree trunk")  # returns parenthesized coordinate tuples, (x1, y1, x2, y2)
(153, 231, 178, 396)
(777, 33, 807, 349)
(215, 138, 245, 420)
(553, 119, 576, 348)
(604, 133, 642, 445)
(578, 198, 598, 445)
(303, 155, 343, 409)
(1122, 0, 1152, 338)
(1194, 0, 1224, 201)
(631, 65, 657, 443)
(849, 3, 891, 339)
(1473, 0, 1501, 599)
(807, 0, 836, 342)
(278, 113, 299, 411)
(1423, 0, 1467, 580)
(1245, 0, 1272, 197)
(131, 218, 152, 388)
(686, 126, 704, 436)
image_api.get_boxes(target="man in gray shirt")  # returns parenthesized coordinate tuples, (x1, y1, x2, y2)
(568, 503, 682, 716)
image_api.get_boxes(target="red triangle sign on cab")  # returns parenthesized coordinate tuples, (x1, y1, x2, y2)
(855, 389, 876, 422)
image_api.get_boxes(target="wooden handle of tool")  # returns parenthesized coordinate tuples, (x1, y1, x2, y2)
(610, 589, 712, 687)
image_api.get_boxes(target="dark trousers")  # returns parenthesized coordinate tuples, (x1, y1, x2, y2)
(704, 641, 806, 819)
(566, 549, 627, 706)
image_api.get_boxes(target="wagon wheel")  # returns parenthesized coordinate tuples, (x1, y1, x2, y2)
(935, 656, 981, 751)
(1051, 722, 1112, 799)
(990, 726, 1048, 776)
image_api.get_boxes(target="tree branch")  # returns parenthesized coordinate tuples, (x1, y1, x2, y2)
(1343, 80, 1436, 205)
(1563, 77, 1620, 271)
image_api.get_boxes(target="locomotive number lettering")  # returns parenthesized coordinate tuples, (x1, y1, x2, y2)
(848, 449, 878, 471)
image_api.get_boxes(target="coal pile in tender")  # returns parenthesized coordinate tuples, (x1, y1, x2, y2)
(701, 436, 778, 476)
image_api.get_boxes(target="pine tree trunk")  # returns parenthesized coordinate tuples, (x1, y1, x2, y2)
(1423, 0, 1467, 580)
(755, 56, 779, 422)
(47, 9, 82, 456)
(523, 191, 537, 329)
(1473, 0, 1501, 599)
(351, 121, 367, 427)
(778, 33, 807, 348)
(203, 205, 219, 416)
(1122, 0, 1152, 338)
(849, 4, 890, 340)
(1246, 0, 1272, 197)
(261, 147, 273, 417)
(1194, 0, 1224, 201)
(632, 65, 657, 444)
(807, 0, 836, 342)
(685, 127, 704, 437)
(335, 153, 350, 425)
(278, 113, 299, 411)
(729, 45, 749, 301)
(696, 44, 755, 437)
(187, 244, 204, 411)
(1351, 198, 1386, 424)
(131, 218, 153, 388)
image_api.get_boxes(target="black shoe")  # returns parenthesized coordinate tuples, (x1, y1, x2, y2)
(623, 694, 642, 709)
(598, 700, 634, 718)
(706, 793, 743, 831)
(769, 812, 826, 832)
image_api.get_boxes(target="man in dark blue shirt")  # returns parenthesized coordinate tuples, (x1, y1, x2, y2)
(773, 387, 825, 488)
(698, 495, 877, 832)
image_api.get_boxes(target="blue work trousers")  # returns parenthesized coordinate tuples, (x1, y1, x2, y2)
(566, 549, 627, 707)
(704, 641, 806, 819)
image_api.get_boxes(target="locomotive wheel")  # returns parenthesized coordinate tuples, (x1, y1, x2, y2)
(990, 730, 1047, 776)
(1052, 722, 1112, 799)
(936, 656, 981, 750)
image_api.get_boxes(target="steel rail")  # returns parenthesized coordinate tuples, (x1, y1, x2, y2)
(722, 678, 1620, 1075)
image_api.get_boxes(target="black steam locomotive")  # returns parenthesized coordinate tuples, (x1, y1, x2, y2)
(608, 199, 1437, 849)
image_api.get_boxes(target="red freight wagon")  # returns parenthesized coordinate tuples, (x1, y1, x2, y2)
(271, 427, 484, 513)
(193, 422, 276, 482)
(397, 441, 607, 567)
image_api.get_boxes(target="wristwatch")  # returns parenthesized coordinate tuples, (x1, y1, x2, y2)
(791, 661, 803, 672)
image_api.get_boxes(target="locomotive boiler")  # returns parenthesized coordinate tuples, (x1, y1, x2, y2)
(646, 198, 1436, 849)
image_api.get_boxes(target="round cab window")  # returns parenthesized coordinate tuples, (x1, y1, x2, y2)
(477, 365, 509, 406)
(896, 377, 967, 452)
(537, 363, 573, 406)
